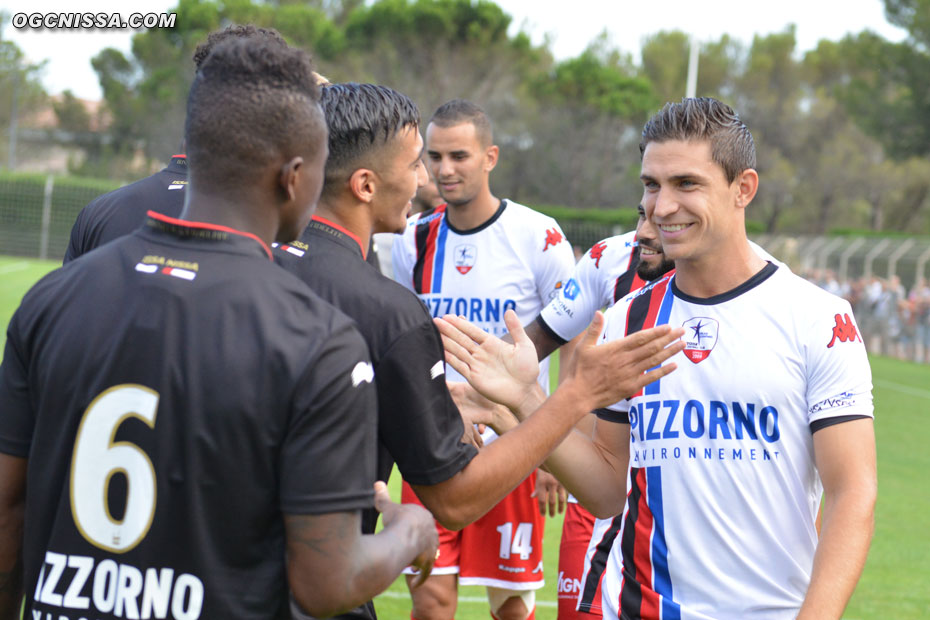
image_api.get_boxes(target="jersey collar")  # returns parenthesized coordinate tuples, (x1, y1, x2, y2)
(671, 261, 778, 305)
(166, 154, 187, 175)
(309, 215, 366, 259)
(144, 210, 273, 260)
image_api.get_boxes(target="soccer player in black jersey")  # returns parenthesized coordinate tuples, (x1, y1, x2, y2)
(63, 25, 289, 264)
(0, 39, 437, 620)
(274, 82, 686, 620)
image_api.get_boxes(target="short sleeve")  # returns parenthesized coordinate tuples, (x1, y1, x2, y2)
(376, 321, 477, 485)
(391, 227, 416, 292)
(805, 302, 873, 429)
(280, 322, 378, 514)
(0, 311, 35, 456)
(532, 220, 575, 307)
(539, 242, 611, 342)
(594, 300, 633, 422)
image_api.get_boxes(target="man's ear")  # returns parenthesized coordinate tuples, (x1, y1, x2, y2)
(734, 168, 759, 210)
(484, 145, 499, 172)
(279, 156, 304, 203)
(348, 167, 377, 203)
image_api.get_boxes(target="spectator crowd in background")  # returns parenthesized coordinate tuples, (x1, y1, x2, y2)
(802, 269, 930, 364)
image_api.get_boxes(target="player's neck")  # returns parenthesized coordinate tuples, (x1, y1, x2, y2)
(182, 190, 276, 247)
(445, 189, 500, 231)
(314, 200, 372, 257)
(673, 237, 767, 299)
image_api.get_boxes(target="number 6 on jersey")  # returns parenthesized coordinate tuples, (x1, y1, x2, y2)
(70, 384, 159, 553)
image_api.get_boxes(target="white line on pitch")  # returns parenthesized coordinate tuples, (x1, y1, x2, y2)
(0, 262, 29, 276)
(376, 590, 557, 607)
(874, 378, 930, 401)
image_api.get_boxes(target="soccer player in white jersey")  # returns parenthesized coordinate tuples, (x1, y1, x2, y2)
(435, 97, 876, 620)
(392, 99, 576, 620)
(521, 208, 670, 620)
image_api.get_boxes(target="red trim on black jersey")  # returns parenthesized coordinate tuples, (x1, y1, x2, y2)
(412, 204, 446, 294)
(311, 215, 366, 259)
(146, 210, 272, 260)
(171, 154, 186, 159)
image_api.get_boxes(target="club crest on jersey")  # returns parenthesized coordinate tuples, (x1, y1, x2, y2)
(454, 243, 477, 274)
(682, 317, 718, 364)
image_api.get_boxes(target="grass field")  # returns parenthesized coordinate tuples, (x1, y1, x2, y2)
(1, 255, 928, 619)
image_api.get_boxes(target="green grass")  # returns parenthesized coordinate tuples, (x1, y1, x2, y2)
(0, 257, 60, 356)
(1, 256, 928, 619)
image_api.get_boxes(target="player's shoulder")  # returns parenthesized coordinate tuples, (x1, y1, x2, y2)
(580, 231, 637, 269)
(275, 237, 431, 342)
(500, 199, 559, 229)
(405, 204, 447, 232)
(771, 265, 851, 311)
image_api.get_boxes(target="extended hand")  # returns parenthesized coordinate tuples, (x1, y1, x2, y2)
(374, 481, 438, 587)
(434, 309, 539, 411)
(447, 381, 518, 437)
(568, 312, 685, 410)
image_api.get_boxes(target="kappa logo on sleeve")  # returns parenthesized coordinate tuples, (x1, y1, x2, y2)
(351, 362, 374, 387)
(827, 313, 861, 348)
(589, 240, 607, 268)
(543, 228, 563, 251)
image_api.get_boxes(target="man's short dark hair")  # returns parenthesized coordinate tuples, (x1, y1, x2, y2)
(320, 83, 420, 195)
(185, 38, 325, 193)
(192, 24, 288, 69)
(429, 99, 493, 146)
(640, 97, 755, 184)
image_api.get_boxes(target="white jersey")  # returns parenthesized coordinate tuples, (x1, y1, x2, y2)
(596, 262, 873, 620)
(541, 235, 781, 344)
(393, 199, 575, 396)
(540, 231, 641, 342)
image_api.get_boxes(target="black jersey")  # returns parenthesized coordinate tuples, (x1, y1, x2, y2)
(63, 155, 188, 263)
(274, 216, 477, 531)
(0, 212, 377, 620)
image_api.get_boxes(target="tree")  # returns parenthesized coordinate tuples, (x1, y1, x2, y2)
(639, 31, 741, 104)
(0, 13, 47, 168)
(53, 90, 91, 133)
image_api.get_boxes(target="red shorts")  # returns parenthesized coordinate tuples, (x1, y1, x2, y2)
(401, 474, 545, 589)
(557, 502, 597, 618)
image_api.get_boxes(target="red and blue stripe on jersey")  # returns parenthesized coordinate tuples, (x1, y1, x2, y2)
(412, 205, 449, 294)
(618, 466, 679, 620)
(615, 273, 679, 619)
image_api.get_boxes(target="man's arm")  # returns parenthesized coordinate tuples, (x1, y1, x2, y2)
(0, 454, 26, 620)
(797, 419, 876, 620)
(286, 482, 438, 617)
(411, 310, 682, 527)
(520, 318, 564, 362)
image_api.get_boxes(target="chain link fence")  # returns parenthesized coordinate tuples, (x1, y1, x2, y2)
(0, 173, 120, 261)
(1, 172, 929, 363)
